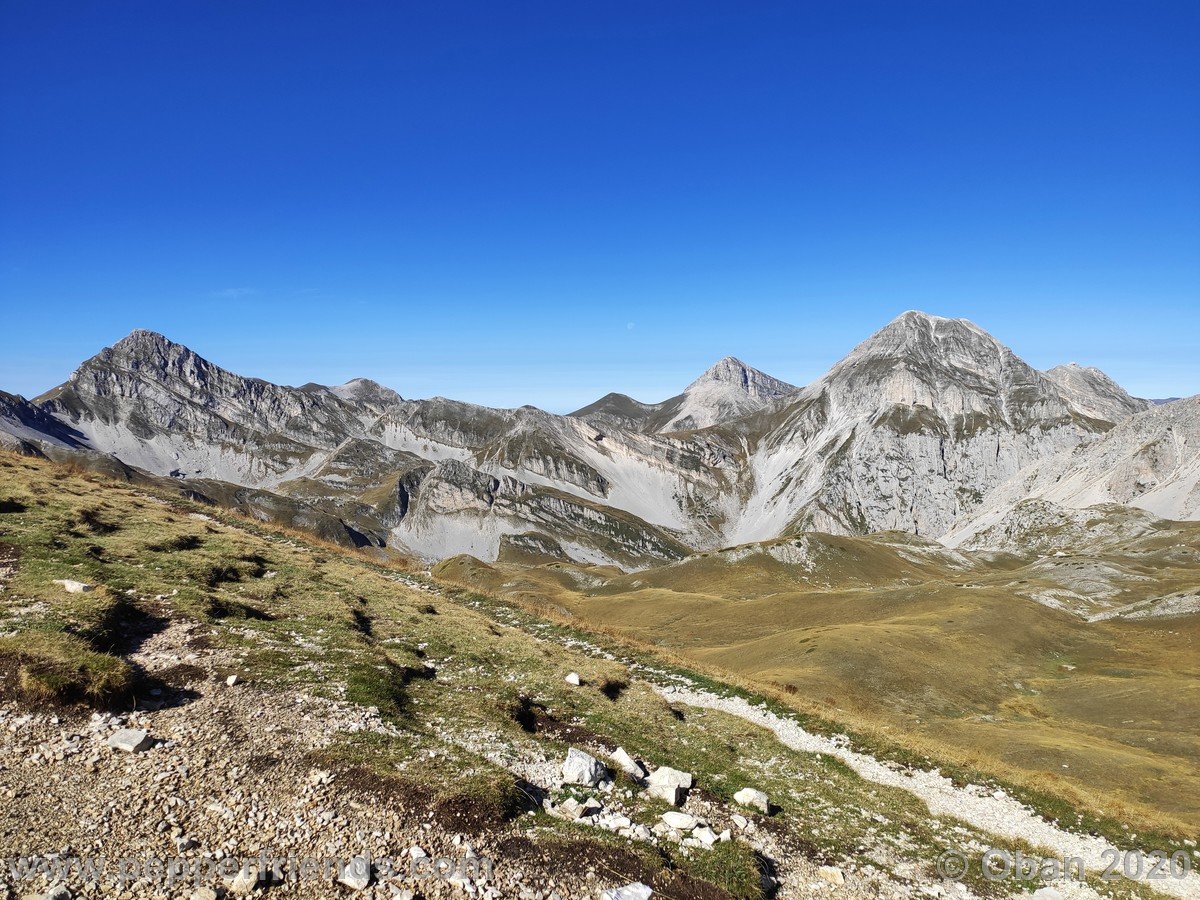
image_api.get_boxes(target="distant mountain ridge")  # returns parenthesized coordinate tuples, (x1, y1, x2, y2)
(3, 311, 1191, 569)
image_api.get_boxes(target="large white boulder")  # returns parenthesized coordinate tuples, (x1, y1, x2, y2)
(647, 765, 692, 789)
(337, 855, 373, 890)
(646, 765, 691, 803)
(562, 748, 608, 787)
(733, 787, 769, 813)
(817, 866, 845, 886)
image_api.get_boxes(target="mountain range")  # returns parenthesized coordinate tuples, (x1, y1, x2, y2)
(2, 311, 1195, 569)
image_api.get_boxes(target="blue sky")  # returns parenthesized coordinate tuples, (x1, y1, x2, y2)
(2, 1, 1197, 409)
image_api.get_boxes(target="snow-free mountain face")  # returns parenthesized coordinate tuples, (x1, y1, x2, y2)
(724, 311, 1149, 542)
(570, 357, 796, 433)
(1042, 363, 1151, 423)
(945, 394, 1200, 546)
(2, 312, 1181, 569)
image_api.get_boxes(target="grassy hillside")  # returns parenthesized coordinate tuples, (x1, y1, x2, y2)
(8, 451, 1166, 899)
(434, 531, 1200, 845)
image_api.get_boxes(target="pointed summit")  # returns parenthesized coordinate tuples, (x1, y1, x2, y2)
(685, 356, 796, 401)
(659, 357, 796, 432)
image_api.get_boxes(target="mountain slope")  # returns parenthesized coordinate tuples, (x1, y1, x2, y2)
(725, 311, 1142, 543)
(21, 331, 738, 568)
(1042, 363, 1151, 422)
(946, 395, 1200, 546)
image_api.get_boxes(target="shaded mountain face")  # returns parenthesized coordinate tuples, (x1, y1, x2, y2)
(2, 312, 1176, 569)
(570, 357, 796, 433)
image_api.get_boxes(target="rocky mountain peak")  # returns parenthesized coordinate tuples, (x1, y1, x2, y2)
(1042, 363, 1149, 422)
(82, 328, 217, 388)
(327, 377, 405, 411)
(838, 310, 1008, 371)
(685, 357, 796, 401)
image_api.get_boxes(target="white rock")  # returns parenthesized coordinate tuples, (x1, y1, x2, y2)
(228, 866, 259, 895)
(646, 765, 691, 804)
(565, 672, 582, 686)
(52, 579, 92, 593)
(693, 826, 718, 847)
(190, 889, 219, 900)
(562, 748, 607, 787)
(226, 674, 239, 686)
(1031, 890, 1063, 900)
(600, 883, 652, 900)
(337, 855, 373, 890)
(107, 728, 152, 753)
(647, 765, 692, 790)
(731, 814, 749, 829)
(660, 811, 698, 831)
(554, 798, 586, 820)
(733, 787, 769, 813)
(817, 865, 845, 886)
(647, 783, 682, 805)
(610, 747, 647, 779)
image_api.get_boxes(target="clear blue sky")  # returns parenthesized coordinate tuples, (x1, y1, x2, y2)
(2, 1, 1197, 408)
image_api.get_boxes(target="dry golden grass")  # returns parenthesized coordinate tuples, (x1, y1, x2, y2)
(434, 540, 1200, 842)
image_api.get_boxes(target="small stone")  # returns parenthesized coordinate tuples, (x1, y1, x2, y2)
(660, 811, 697, 831)
(555, 798, 586, 820)
(600, 884, 652, 900)
(225, 674, 239, 687)
(565, 672, 582, 686)
(107, 729, 152, 753)
(52, 579, 92, 593)
(337, 855, 373, 890)
(227, 866, 259, 895)
(610, 747, 646, 779)
(817, 866, 845, 886)
(191, 889, 219, 900)
(1030, 890, 1063, 900)
(733, 787, 769, 814)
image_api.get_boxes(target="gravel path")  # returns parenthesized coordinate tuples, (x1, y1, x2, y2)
(656, 685, 1200, 900)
